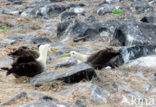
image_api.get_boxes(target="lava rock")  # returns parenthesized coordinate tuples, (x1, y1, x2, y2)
(57, 19, 100, 42)
(30, 63, 96, 86)
(113, 21, 156, 46)
(21, 4, 66, 18)
(60, 12, 78, 21)
(0, 92, 27, 105)
(130, 1, 153, 14)
(140, 16, 156, 24)
(112, 45, 156, 67)
(75, 99, 86, 107)
(0, 38, 15, 48)
(94, 4, 127, 15)
(17, 102, 72, 107)
(90, 84, 110, 104)
(7, 34, 51, 44)
(28, 92, 56, 101)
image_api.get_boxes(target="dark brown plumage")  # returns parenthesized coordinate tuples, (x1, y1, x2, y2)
(8, 46, 39, 59)
(1, 55, 42, 77)
(87, 48, 120, 69)
(1, 44, 52, 78)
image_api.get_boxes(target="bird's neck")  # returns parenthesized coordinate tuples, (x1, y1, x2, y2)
(37, 51, 48, 70)
(76, 52, 88, 62)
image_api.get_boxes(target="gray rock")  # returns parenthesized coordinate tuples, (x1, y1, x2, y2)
(0, 92, 27, 105)
(21, 4, 66, 18)
(90, 84, 110, 104)
(110, 45, 156, 67)
(54, 58, 77, 68)
(75, 99, 86, 107)
(17, 102, 73, 107)
(30, 63, 96, 86)
(28, 92, 56, 101)
(140, 16, 156, 24)
(60, 12, 78, 21)
(0, 57, 13, 68)
(113, 21, 156, 46)
(131, 1, 153, 14)
(94, 4, 127, 15)
(0, 38, 15, 48)
(142, 84, 151, 92)
(57, 19, 100, 42)
(7, 34, 51, 44)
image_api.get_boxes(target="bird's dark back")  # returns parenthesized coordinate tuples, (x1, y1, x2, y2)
(87, 48, 120, 69)
(8, 46, 39, 59)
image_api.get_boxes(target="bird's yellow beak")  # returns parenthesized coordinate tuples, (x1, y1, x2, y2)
(60, 53, 71, 57)
(48, 48, 58, 53)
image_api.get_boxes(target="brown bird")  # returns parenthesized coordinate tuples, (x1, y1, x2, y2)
(8, 46, 39, 59)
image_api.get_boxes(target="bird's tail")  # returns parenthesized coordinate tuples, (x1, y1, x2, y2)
(1, 67, 12, 76)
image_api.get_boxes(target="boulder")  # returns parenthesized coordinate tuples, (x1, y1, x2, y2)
(17, 102, 72, 107)
(140, 16, 156, 24)
(112, 45, 156, 67)
(57, 19, 100, 42)
(30, 63, 96, 86)
(113, 21, 156, 46)
(7, 34, 51, 44)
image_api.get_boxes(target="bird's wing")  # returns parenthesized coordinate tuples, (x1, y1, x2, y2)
(11, 62, 42, 77)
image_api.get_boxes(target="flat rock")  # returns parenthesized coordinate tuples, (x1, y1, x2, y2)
(112, 45, 156, 67)
(17, 102, 72, 107)
(7, 34, 51, 44)
(0, 38, 15, 48)
(113, 21, 156, 46)
(30, 63, 96, 86)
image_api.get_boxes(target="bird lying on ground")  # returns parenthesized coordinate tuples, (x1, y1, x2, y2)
(61, 48, 120, 69)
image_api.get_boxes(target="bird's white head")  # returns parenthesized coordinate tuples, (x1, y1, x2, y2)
(61, 51, 88, 62)
(70, 51, 77, 58)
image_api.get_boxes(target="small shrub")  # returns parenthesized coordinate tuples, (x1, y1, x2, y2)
(0, 26, 10, 30)
(112, 9, 124, 16)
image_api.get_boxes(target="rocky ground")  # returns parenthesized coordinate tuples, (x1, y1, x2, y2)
(0, 0, 156, 107)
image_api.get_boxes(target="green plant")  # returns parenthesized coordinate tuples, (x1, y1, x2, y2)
(0, 26, 10, 30)
(112, 9, 124, 16)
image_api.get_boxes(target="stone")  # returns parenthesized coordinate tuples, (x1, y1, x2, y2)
(57, 19, 100, 42)
(90, 84, 110, 104)
(113, 21, 156, 46)
(30, 63, 96, 86)
(28, 92, 56, 101)
(21, 4, 66, 18)
(60, 12, 78, 21)
(130, 1, 153, 14)
(110, 45, 156, 67)
(7, 34, 51, 44)
(17, 102, 73, 107)
(0, 92, 27, 105)
(94, 4, 127, 15)
(140, 16, 156, 24)
(75, 99, 86, 107)
(0, 38, 15, 48)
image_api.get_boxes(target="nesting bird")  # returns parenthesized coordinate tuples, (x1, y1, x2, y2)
(1, 44, 57, 77)
(8, 46, 39, 59)
(62, 48, 120, 69)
